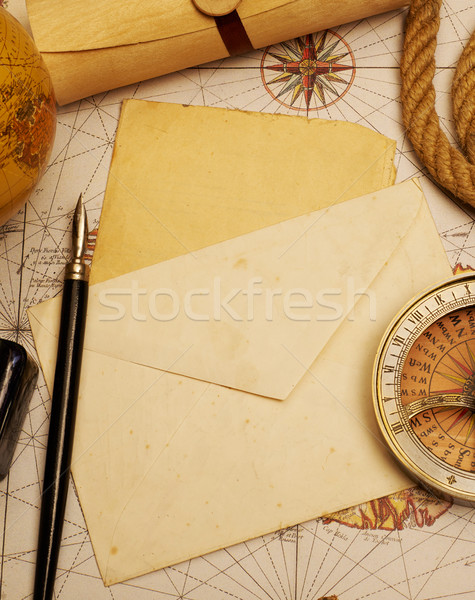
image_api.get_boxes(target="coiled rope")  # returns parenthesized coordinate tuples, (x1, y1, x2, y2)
(401, 0, 475, 206)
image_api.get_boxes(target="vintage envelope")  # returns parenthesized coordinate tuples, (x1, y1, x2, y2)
(29, 179, 452, 585)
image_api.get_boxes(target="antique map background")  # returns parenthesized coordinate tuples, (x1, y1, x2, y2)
(1, 1, 475, 598)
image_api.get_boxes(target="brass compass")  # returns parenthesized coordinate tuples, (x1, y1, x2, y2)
(373, 273, 475, 505)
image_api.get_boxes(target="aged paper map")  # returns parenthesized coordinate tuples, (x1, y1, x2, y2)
(1, 0, 475, 598)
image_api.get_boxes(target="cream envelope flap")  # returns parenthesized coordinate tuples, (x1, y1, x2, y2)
(54, 188, 416, 400)
(28, 180, 453, 585)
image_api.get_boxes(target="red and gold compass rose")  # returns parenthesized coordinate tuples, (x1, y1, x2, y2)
(260, 30, 356, 112)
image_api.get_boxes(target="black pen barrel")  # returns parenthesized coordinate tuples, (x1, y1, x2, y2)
(33, 277, 88, 600)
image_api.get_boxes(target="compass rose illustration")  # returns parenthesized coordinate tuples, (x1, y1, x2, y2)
(260, 30, 356, 112)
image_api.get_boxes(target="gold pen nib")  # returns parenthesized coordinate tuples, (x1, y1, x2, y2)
(72, 193, 88, 263)
(66, 194, 90, 282)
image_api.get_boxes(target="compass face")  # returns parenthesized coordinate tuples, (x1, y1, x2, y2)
(374, 275, 475, 504)
(401, 309, 475, 473)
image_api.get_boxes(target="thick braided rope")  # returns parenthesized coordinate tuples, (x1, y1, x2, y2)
(453, 30, 475, 165)
(401, 0, 475, 206)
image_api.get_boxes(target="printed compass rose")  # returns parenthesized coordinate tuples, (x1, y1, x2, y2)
(260, 31, 356, 112)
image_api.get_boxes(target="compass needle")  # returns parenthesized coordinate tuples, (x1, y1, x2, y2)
(465, 342, 475, 372)
(447, 354, 472, 376)
(445, 408, 472, 432)
(465, 415, 475, 445)
(438, 371, 467, 385)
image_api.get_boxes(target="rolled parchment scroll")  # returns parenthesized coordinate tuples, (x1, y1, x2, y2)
(26, 0, 408, 105)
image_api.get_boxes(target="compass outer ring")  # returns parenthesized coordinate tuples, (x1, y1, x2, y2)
(372, 272, 475, 506)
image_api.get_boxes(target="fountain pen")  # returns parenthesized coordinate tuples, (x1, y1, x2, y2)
(34, 195, 90, 600)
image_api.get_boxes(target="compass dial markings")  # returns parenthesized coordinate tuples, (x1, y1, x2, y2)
(374, 275, 475, 503)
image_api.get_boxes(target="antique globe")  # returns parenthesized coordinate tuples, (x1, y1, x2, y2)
(0, 7, 56, 226)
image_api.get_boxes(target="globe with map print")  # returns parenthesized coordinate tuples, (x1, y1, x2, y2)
(0, 7, 56, 226)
